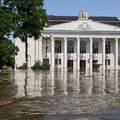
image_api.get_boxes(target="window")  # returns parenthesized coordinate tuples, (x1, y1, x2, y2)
(93, 41, 98, 53)
(80, 41, 86, 53)
(106, 41, 111, 54)
(55, 40, 61, 53)
(67, 41, 74, 53)
(105, 59, 110, 65)
(59, 59, 61, 65)
(55, 59, 58, 65)
(55, 59, 61, 65)
(43, 59, 49, 64)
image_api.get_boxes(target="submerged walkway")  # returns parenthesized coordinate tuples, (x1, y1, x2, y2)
(0, 70, 120, 120)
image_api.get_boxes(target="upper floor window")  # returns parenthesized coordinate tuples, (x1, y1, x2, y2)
(67, 41, 74, 53)
(55, 40, 61, 53)
(80, 41, 86, 53)
(106, 41, 111, 54)
(93, 41, 98, 53)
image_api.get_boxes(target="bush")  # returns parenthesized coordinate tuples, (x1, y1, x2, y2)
(41, 63, 50, 70)
(31, 61, 50, 70)
(31, 61, 41, 70)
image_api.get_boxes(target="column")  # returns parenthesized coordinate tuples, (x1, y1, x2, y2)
(115, 38, 118, 70)
(34, 40, 37, 61)
(64, 37, 67, 72)
(37, 39, 39, 60)
(39, 37, 43, 62)
(89, 38, 93, 75)
(102, 38, 106, 73)
(77, 37, 80, 71)
(51, 37, 55, 71)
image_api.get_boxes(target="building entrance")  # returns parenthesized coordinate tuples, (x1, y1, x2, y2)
(80, 60, 86, 72)
(67, 60, 73, 72)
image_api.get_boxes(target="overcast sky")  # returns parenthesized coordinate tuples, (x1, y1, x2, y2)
(44, 0, 120, 18)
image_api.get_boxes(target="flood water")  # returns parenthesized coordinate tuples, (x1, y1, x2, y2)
(0, 70, 120, 120)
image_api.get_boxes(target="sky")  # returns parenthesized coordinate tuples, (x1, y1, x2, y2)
(44, 0, 120, 18)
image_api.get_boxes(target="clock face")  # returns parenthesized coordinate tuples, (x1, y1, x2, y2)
(79, 22, 89, 30)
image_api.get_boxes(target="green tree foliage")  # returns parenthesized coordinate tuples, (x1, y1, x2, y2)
(4, 0, 48, 69)
(0, 39, 19, 68)
(0, 4, 18, 68)
(0, 6, 15, 39)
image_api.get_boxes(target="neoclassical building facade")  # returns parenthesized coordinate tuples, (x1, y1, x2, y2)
(15, 12, 120, 74)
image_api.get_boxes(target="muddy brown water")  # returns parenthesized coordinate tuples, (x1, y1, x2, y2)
(0, 70, 120, 120)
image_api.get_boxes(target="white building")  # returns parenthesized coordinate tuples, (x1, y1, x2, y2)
(15, 12, 120, 74)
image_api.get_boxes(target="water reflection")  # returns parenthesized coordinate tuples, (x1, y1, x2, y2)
(105, 70, 119, 94)
(0, 70, 120, 120)
(14, 69, 119, 98)
(0, 71, 17, 99)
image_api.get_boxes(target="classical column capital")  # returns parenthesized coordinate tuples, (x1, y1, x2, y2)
(76, 37, 80, 41)
(115, 38, 119, 41)
(89, 37, 93, 41)
(102, 38, 106, 40)
(64, 37, 67, 41)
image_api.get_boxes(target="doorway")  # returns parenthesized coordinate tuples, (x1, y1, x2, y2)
(67, 60, 73, 72)
(80, 60, 86, 72)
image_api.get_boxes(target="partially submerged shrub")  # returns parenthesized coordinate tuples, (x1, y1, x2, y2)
(31, 61, 50, 70)
(31, 61, 41, 70)
(40, 63, 50, 70)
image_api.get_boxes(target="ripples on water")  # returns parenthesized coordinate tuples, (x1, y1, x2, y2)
(0, 70, 120, 120)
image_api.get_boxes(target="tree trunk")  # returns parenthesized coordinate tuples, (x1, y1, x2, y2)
(25, 34, 28, 69)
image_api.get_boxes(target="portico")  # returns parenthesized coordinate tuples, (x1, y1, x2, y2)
(39, 35, 120, 74)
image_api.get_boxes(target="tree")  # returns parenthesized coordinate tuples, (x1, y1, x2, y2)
(4, 0, 48, 69)
(0, 39, 19, 68)
(0, 4, 18, 68)
(0, 6, 15, 39)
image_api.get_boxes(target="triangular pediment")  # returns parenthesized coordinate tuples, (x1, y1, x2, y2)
(44, 19, 120, 31)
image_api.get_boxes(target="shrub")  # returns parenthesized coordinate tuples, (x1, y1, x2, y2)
(41, 63, 50, 70)
(31, 61, 41, 70)
(31, 61, 50, 70)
